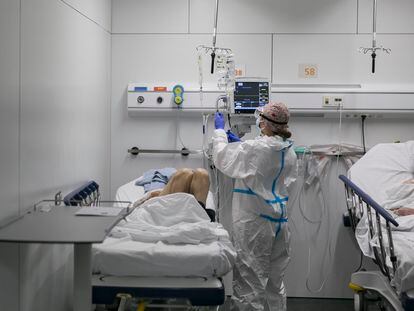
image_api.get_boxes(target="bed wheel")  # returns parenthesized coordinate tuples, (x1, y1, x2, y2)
(354, 292, 366, 311)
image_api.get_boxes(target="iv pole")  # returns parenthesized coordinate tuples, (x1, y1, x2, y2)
(211, 0, 220, 74)
(359, 0, 390, 73)
(371, 0, 378, 73)
(196, 0, 232, 75)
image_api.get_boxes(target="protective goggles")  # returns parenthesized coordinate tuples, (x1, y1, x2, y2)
(254, 107, 288, 125)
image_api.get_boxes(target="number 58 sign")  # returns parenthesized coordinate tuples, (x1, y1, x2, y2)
(299, 64, 318, 78)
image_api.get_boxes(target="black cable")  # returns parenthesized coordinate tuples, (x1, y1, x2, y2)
(227, 114, 232, 129)
(361, 115, 367, 154)
(354, 250, 364, 273)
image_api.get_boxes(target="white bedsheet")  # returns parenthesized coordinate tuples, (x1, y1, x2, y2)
(349, 141, 414, 205)
(349, 141, 414, 293)
(93, 182, 235, 278)
(114, 178, 145, 205)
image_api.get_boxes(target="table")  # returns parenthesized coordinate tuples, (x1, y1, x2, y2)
(0, 206, 125, 311)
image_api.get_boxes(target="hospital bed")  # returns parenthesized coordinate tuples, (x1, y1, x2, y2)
(63, 178, 235, 310)
(339, 141, 414, 311)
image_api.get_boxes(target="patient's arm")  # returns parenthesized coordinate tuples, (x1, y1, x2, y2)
(390, 207, 414, 216)
(147, 189, 162, 199)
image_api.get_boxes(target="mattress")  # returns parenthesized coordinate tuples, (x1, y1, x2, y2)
(92, 180, 235, 278)
(348, 141, 414, 293)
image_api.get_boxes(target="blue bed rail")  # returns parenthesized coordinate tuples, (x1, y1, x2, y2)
(339, 175, 399, 227)
(63, 181, 100, 206)
(339, 174, 399, 282)
(338, 174, 414, 310)
(61, 181, 133, 215)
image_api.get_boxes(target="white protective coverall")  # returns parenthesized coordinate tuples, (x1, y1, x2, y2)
(212, 129, 297, 311)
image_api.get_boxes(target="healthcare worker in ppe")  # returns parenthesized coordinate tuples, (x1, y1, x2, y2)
(212, 102, 297, 311)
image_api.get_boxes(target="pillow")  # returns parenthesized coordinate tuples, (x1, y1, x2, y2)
(349, 141, 414, 205)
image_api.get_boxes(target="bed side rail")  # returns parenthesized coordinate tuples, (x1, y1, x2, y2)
(63, 181, 100, 206)
(339, 175, 399, 281)
(339, 175, 398, 227)
(62, 181, 132, 211)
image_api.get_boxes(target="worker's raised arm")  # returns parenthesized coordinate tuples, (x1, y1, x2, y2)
(212, 129, 258, 179)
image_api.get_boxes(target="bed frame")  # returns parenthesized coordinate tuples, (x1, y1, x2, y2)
(339, 175, 414, 311)
(63, 181, 225, 310)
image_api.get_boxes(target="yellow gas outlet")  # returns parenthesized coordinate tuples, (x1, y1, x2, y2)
(174, 96, 183, 105)
(172, 85, 184, 106)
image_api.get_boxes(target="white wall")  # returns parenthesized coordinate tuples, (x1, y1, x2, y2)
(61, 0, 112, 32)
(359, 0, 414, 33)
(274, 34, 414, 84)
(0, 0, 111, 310)
(0, 0, 21, 309)
(110, 0, 414, 299)
(190, 0, 357, 34)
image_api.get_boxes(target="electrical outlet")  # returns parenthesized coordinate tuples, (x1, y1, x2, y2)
(323, 96, 330, 106)
(322, 95, 344, 107)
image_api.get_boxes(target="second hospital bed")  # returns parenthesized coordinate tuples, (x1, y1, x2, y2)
(339, 141, 414, 311)
(75, 177, 236, 309)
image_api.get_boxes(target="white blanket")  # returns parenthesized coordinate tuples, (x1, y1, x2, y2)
(111, 193, 228, 245)
(349, 141, 414, 293)
(93, 192, 236, 277)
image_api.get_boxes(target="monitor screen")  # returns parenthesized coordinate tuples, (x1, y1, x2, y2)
(234, 81, 269, 114)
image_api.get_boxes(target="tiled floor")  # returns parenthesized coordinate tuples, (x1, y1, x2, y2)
(287, 298, 354, 311)
(287, 297, 384, 311)
(98, 297, 387, 310)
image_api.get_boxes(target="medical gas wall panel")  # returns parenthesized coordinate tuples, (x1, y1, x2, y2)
(127, 83, 224, 116)
(272, 86, 414, 118)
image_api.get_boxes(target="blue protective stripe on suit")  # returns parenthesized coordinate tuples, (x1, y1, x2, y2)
(234, 189, 288, 204)
(259, 214, 288, 223)
(233, 188, 256, 195)
(272, 151, 286, 237)
(276, 202, 285, 237)
(233, 143, 292, 237)
(233, 188, 288, 217)
(265, 197, 288, 204)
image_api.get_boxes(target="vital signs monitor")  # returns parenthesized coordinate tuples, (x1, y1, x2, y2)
(233, 78, 270, 114)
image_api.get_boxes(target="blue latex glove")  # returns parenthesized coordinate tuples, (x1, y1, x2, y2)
(227, 130, 241, 143)
(214, 112, 225, 129)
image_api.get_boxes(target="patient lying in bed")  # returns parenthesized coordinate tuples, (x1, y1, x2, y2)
(137, 168, 216, 222)
(349, 141, 414, 294)
(349, 141, 414, 218)
(92, 168, 236, 278)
